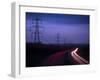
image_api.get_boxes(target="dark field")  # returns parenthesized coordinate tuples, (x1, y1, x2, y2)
(26, 43, 89, 67)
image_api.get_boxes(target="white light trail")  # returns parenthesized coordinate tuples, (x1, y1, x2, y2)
(71, 48, 89, 64)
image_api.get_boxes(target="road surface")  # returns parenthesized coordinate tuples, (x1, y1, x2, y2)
(42, 48, 89, 65)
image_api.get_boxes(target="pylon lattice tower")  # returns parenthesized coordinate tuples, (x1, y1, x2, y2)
(57, 33, 60, 45)
(64, 38, 66, 44)
(33, 17, 41, 43)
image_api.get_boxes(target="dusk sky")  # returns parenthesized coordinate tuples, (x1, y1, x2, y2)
(26, 12, 89, 44)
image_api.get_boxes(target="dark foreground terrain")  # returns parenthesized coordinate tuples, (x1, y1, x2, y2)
(26, 43, 89, 67)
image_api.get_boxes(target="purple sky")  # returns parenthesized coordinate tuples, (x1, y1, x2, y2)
(26, 12, 89, 44)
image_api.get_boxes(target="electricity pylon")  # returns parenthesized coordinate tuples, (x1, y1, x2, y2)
(34, 17, 41, 43)
(57, 33, 60, 45)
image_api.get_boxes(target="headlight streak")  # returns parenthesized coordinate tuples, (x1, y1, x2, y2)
(71, 48, 89, 64)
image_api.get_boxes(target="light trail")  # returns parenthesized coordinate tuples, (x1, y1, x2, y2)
(43, 48, 89, 65)
(71, 48, 89, 64)
(43, 51, 66, 65)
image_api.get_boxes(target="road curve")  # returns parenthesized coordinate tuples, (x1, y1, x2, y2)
(42, 48, 89, 65)
(71, 48, 89, 64)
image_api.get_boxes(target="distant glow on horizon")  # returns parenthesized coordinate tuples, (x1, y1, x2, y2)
(26, 12, 89, 44)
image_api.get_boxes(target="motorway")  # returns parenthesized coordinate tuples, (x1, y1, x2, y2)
(43, 48, 89, 65)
